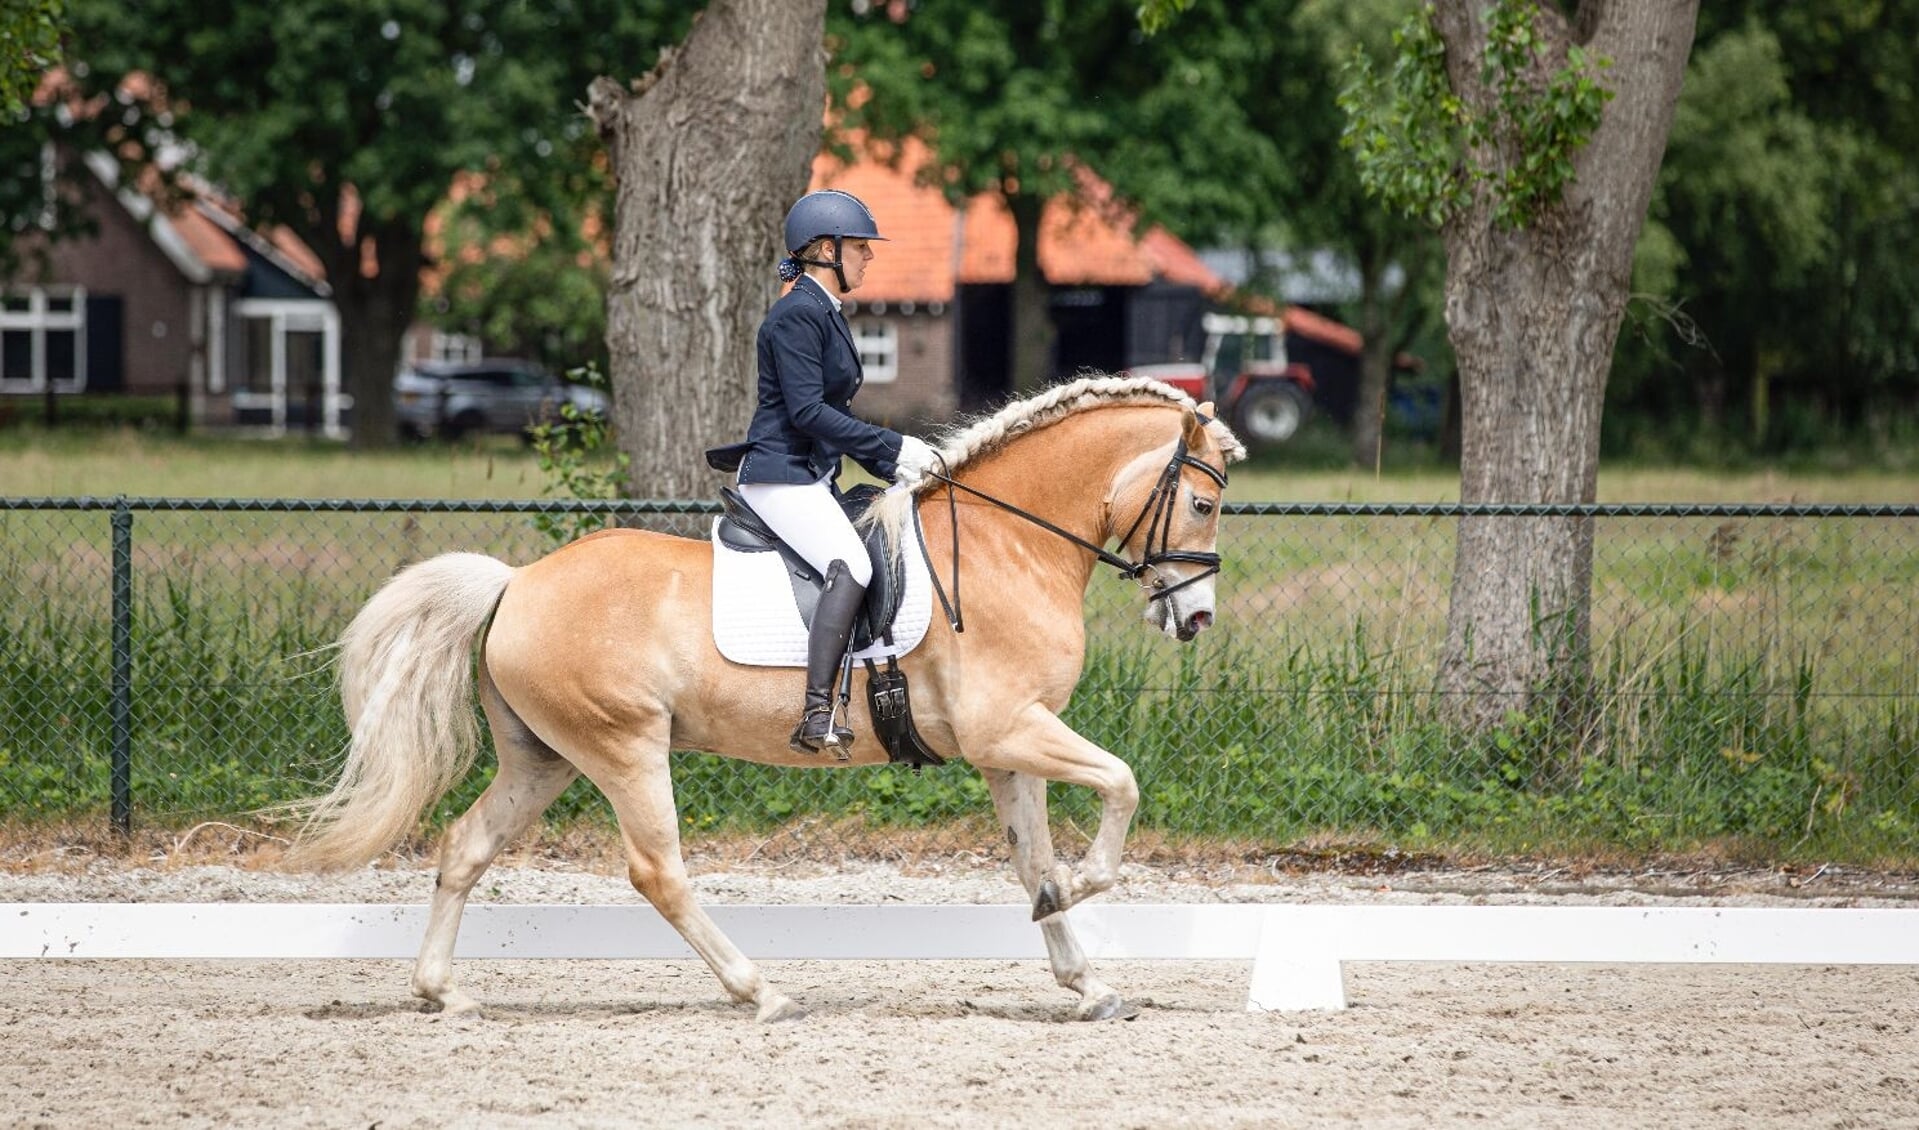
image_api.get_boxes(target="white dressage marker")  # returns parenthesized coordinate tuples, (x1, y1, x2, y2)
(0, 903, 1264, 961)
(7, 903, 1915, 1012)
(1247, 905, 1919, 1010)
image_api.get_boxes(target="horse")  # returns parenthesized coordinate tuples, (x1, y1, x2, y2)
(289, 374, 1245, 1022)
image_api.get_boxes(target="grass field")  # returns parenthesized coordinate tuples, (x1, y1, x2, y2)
(5, 426, 1918, 503)
(3, 429, 1915, 865)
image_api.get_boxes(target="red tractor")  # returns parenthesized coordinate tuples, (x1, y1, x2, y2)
(1127, 313, 1316, 448)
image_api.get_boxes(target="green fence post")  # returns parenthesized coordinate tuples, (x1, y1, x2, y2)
(111, 497, 133, 837)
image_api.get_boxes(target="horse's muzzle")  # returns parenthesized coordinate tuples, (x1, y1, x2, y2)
(1176, 609, 1213, 642)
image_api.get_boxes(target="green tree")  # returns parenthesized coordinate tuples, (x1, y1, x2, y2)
(1617, 1, 1919, 450)
(834, 1, 1294, 394)
(587, 0, 828, 502)
(44, 0, 681, 447)
(0, 0, 63, 115)
(1636, 20, 1827, 440)
(422, 197, 609, 374)
(1341, 0, 1700, 731)
(833, 3, 1127, 396)
(1133, 0, 1450, 465)
(1296, 0, 1446, 467)
(1723, 0, 1919, 419)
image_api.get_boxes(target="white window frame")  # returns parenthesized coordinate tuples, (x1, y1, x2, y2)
(0, 285, 88, 394)
(232, 298, 343, 437)
(428, 329, 483, 364)
(850, 318, 898, 383)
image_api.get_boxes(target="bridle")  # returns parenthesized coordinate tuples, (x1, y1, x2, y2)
(915, 431, 1228, 633)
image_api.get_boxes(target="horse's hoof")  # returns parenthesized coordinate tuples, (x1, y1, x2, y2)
(437, 991, 482, 1017)
(1031, 878, 1064, 921)
(757, 996, 808, 1024)
(1076, 993, 1136, 1022)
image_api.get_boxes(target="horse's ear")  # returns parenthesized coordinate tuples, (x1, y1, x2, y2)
(1183, 403, 1214, 447)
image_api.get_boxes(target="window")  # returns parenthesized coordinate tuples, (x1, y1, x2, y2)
(230, 299, 344, 437)
(237, 314, 277, 395)
(851, 319, 898, 383)
(0, 286, 87, 393)
(428, 330, 482, 364)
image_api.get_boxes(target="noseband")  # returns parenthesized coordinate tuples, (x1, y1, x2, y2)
(918, 432, 1228, 631)
(1111, 436, 1229, 600)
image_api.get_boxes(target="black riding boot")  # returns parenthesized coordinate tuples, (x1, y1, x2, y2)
(791, 559, 866, 754)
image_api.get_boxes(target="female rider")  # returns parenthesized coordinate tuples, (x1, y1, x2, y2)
(705, 189, 939, 754)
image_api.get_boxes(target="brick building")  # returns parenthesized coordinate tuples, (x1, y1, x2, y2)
(812, 138, 1224, 431)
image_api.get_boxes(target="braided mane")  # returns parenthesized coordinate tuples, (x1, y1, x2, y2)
(862, 373, 1245, 541)
(923, 373, 1245, 483)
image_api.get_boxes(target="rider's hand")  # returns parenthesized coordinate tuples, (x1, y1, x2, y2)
(894, 435, 940, 487)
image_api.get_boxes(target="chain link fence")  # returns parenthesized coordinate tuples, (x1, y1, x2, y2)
(2, 496, 1915, 863)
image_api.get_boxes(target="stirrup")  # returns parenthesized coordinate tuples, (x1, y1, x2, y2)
(790, 704, 854, 756)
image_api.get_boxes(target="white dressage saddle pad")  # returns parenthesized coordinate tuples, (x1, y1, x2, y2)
(710, 517, 935, 667)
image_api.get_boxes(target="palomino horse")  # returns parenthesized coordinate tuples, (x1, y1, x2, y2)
(291, 375, 1245, 1022)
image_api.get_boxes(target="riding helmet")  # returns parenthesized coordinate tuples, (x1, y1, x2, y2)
(782, 190, 887, 255)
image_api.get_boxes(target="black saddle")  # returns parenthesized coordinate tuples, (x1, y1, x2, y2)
(716, 484, 907, 654)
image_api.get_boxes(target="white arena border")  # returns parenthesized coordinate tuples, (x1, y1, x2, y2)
(6, 903, 1917, 1010)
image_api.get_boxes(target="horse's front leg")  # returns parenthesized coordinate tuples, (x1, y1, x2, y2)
(982, 767, 1130, 1021)
(978, 704, 1140, 920)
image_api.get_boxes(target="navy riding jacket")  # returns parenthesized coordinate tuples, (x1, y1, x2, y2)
(705, 275, 904, 484)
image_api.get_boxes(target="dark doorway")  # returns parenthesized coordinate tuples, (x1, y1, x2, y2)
(956, 283, 1011, 412)
(1126, 281, 1204, 367)
(1050, 286, 1125, 378)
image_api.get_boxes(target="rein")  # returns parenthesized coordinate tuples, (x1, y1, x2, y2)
(915, 435, 1228, 633)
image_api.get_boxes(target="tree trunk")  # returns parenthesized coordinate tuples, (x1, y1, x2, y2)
(332, 219, 421, 450)
(1348, 249, 1391, 469)
(1008, 192, 1054, 395)
(1433, 0, 1699, 733)
(589, 0, 826, 504)
(287, 183, 420, 451)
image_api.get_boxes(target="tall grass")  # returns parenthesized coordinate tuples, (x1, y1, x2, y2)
(1, 565, 1911, 863)
(2, 432, 1914, 862)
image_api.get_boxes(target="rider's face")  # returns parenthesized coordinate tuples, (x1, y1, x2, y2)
(832, 238, 875, 291)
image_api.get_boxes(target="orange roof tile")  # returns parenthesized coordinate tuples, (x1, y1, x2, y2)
(1283, 305, 1363, 354)
(264, 222, 328, 283)
(170, 204, 247, 275)
(809, 136, 960, 303)
(809, 139, 1223, 302)
(191, 188, 329, 289)
(1140, 226, 1226, 293)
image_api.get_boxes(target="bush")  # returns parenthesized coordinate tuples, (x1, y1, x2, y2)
(0, 394, 183, 432)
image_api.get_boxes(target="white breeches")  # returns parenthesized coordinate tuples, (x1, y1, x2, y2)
(735, 478, 873, 588)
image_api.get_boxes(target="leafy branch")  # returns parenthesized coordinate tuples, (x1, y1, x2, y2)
(526, 362, 629, 546)
(1338, 0, 1613, 230)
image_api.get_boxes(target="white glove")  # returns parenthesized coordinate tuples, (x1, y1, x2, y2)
(894, 434, 940, 487)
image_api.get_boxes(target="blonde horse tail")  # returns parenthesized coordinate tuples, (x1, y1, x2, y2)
(286, 552, 517, 872)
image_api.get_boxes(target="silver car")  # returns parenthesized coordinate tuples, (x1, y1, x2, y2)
(393, 359, 609, 441)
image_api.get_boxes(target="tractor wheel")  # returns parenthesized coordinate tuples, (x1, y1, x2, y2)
(1233, 381, 1311, 446)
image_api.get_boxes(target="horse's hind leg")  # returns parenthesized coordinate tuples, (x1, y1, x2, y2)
(983, 768, 1129, 1021)
(594, 723, 804, 1023)
(411, 676, 578, 1015)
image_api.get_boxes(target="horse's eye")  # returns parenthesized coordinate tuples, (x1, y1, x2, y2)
(1192, 496, 1216, 516)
